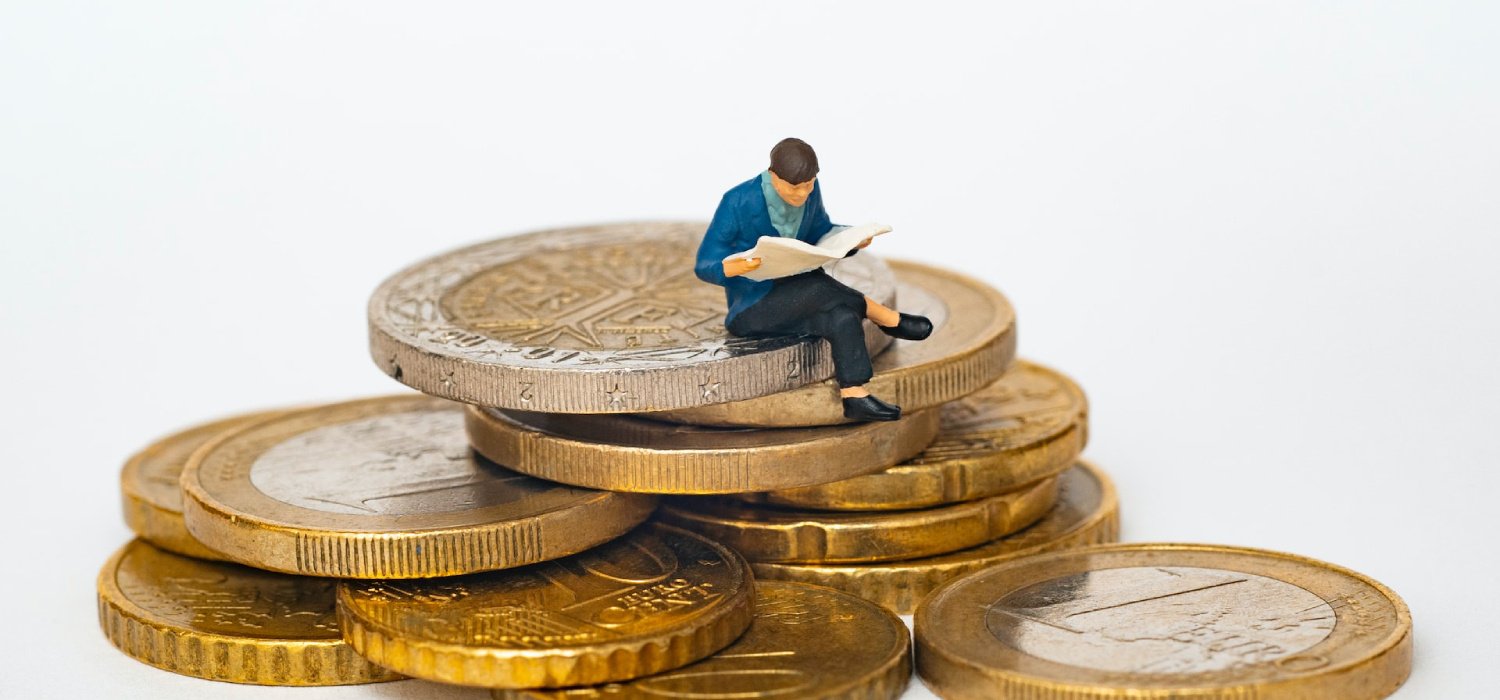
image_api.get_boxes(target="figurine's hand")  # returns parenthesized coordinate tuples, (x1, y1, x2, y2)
(857, 237, 874, 249)
(723, 257, 762, 278)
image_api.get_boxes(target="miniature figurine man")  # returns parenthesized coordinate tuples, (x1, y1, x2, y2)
(695, 137, 932, 421)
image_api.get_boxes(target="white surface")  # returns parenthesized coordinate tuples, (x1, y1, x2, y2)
(2, 2, 1496, 697)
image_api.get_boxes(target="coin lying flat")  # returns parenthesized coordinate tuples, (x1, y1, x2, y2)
(658, 477, 1058, 564)
(651, 260, 1017, 427)
(751, 462, 1119, 614)
(337, 522, 755, 689)
(368, 221, 897, 413)
(181, 395, 656, 578)
(120, 409, 285, 560)
(740, 360, 1086, 510)
(96, 539, 401, 686)
(492, 581, 911, 700)
(915, 544, 1413, 700)
(465, 405, 940, 494)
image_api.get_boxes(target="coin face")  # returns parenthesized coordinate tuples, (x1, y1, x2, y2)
(368, 221, 896, 412)
(751, 462, 1119, 614)
(492, 581, 911, 700)
(915, 544, 1413, 699)
(658, 476, 1058, 563)
(740, 360, 1087, 510)
(120, 409, 284, 560)
(465, 404, 941, 494)
(336, 523, 755, 689)
(181, 395, 657, 578)
(649, 260, 1017, 427)
(96, 539, 401, 686)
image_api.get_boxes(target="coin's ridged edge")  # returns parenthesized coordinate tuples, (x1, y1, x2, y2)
(120, 490, 229, 561)
(95, 541, 402, 686)
(336, 559, 758, 689)
(466, 406, 941, 494)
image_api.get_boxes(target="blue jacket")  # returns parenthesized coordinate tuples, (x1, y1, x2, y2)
(695, 174, 835, 323)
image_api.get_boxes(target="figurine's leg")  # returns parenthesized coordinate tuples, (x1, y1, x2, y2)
(865, 296, 934, 342)
(864, 297, 900, 327)
(803, 305, 875, 391)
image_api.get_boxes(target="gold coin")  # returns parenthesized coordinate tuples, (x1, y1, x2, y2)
(491, 581, 911, 700)
(650, 259, 1017, 427)
(915, 543, 1413, 700)
(336, 522, 755, 689)
(750, 462, 1119, 614)
(465, 405, 941, 494)
(181, 395, 656, 578)
(96, 539, 401, 686)
(739, 360, 1087, 510)
(120, 409, 284, 560)
(657, 477, 1058, 564)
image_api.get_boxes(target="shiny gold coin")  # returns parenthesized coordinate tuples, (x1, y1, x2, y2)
(96, 539, 401, 686)
(336, 522, 755, 689)
(181, 395, 656, 578)
(751, 462, 1119, 614)
(492, 581, 911, 700)
(465, 405, 941, 494)
(650, 260, 1017, 427)
(658, 477, 1058, 564)
(120, 409, 284, 560)
(915, 543, 1413, 700)
(740, 360, 1087, 510)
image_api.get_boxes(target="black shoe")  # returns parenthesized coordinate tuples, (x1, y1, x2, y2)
(879, 313, 933, 341)
(842, 394, 902, 422)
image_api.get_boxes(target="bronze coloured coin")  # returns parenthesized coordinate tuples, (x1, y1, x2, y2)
(915, 543, 1413, 699)
(650, 259, 1017, 427)
(336, 522, 755, 689)
(491, 581, 911, 700)
(465, 405, 940, 494)
(181, 395, 656, 578)
(657, 477, 1058, 564)
(751, 462, 1119, 614)
(96, 539, 401, 686)
(740, 360, 1087, 510)
(368, 221, 897, 413)
(120, 408, 285, 560)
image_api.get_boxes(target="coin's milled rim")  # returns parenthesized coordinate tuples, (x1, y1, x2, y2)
(913, 542, 1413, 700)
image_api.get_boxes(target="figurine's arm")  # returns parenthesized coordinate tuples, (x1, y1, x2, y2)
(807, 192, 868, 257)
(697, 195, 745, 285)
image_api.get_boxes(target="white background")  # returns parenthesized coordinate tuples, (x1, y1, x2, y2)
(2, 2, 1496, 697)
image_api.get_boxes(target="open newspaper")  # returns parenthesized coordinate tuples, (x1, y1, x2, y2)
(726, 223, 893, 281)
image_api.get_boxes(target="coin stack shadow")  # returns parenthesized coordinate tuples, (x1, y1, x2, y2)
(98, 223, 1121, 698)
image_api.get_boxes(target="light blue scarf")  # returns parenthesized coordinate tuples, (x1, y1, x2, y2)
(760, 170, 805, 238)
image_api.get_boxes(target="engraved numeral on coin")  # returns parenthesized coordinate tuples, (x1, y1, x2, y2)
(519, 383, 535, 403)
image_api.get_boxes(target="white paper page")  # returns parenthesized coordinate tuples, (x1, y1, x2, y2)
(726, 223, 893, 281)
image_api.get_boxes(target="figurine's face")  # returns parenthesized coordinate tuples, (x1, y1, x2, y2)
(770, 172, 816, 207)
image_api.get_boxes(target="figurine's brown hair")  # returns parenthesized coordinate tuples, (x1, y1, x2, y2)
(769, 138, 819, 185)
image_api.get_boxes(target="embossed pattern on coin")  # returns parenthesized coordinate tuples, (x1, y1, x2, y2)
(750, 462, 1119, 614)
(466, 404, 941, 494)
(96, 539, 401, 686)
(915, 544, 1413, 700)
(120, 409, 285, 560)
(658, 476, 1058, 563)
(369, 222, 896, 412)
(336, 523, 755, 689)
(650, 260, 1016, 426)
(181, 395, 657, 578)
(740, 360, 1086, 510)
(491, 581, 911, 700)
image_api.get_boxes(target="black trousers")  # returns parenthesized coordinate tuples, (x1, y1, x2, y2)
(727, 270, 873, 388)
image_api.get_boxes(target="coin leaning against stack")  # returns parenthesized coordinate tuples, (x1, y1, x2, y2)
(96, 220, 1412, 699)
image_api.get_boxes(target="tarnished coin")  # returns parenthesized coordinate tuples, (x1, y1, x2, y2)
(751, 462, 1119, 614)
(740, 360, 1087, 510)
(181, 395, 656, 578)
(466, 405, 940, 494)
(368, 221, 897, 413)
(96, 539, 401, 686)
(915, 544, 1413, 700)
(492, 581, 911, 700)
(651, 260, 1016, 427)
(658, 477, 1058, 564)
(337, 523, 755, 689)
(120, 409, 284, 560)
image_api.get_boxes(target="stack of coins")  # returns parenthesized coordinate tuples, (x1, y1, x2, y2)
(99, 221, 1411, 699)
